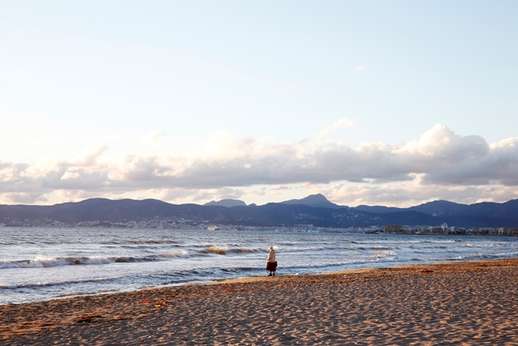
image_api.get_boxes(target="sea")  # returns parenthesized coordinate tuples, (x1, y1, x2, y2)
(1, 226, 517, 305)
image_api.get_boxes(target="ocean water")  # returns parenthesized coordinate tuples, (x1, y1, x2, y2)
(1, 226, 517, 305)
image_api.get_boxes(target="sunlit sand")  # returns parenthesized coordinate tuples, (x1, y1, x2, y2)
(2, 259, 517, 344)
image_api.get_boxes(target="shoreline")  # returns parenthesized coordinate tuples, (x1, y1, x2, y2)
(4, 256, 518, 307)
(2, 258, 518, 344)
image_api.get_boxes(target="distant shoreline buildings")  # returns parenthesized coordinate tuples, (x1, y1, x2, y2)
(384, 224, 518, 237)
(1, 217, 517, 237)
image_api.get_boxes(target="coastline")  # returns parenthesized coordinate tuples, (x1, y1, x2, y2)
(5, 256, 517, 306)
(2, 258, 518, 344)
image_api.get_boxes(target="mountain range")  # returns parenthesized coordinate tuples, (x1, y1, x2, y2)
(1, 193, 517, 228)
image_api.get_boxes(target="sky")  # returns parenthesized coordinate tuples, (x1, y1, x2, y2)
(1, 1, 517, 206)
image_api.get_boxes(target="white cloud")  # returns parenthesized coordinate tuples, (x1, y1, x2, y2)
(324, 179, 518, 207)
(1, 124, 517, 205)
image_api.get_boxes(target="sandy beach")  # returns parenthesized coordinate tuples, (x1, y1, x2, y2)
(1, 259, 517, 345)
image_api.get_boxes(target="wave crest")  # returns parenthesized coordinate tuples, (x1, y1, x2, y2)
(205, 245, 262, 255)
(0, 251, 188, 269)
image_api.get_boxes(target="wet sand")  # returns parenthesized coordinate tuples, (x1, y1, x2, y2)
(1, 259, 518, 345)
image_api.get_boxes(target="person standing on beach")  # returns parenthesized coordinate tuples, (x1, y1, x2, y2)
(266, 246, 277, 276)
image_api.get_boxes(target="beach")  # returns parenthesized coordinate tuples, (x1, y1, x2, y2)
(1, 259, 517, 345)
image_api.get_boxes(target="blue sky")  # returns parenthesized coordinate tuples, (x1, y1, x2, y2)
(1, 1, 517, 205)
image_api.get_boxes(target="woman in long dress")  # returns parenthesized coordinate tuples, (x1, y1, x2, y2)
(266, 246, 277, 276)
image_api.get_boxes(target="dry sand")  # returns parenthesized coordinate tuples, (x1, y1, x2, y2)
(1, 259, 518, 345)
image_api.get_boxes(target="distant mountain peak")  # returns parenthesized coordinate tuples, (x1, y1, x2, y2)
(204, 199, 247, 208)
(280, 193, 339, 208)
(417, 200, 465, 207)
(308, 193, 327, 199)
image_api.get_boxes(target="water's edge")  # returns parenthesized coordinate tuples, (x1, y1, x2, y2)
(3, 257, 517, 307)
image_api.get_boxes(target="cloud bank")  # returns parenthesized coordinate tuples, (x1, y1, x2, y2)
(1, 124, 517, 205)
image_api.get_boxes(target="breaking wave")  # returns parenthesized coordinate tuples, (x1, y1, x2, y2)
(204, 245, 263, 255)
(0, 251, 188, 269)
(0, 245, 264, 269)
